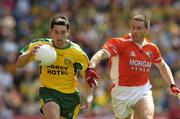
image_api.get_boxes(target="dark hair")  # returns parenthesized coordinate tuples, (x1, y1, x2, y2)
(132, 14, 150, 29)
(50, 15, 70, 30)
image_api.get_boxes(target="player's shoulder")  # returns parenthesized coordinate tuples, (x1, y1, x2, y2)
(70, 41, 82, 51)
(70, 41, 88, 59)
(70, 41, 85, 53)
(144, 38, 160, 52)
(19, 38, 53, 54)
(70, 41, 81, 48)
(144, 38, 158, 47)
(108, 34, 132, 43)
(122, 33, 131, 40)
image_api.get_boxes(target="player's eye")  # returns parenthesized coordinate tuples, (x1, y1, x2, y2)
(137, 26, 143, 30)
(60, 31, 66, 35)
(53, 30, 66, 35)
(54, 30, 59, 34)
(131, 26, 135, 29)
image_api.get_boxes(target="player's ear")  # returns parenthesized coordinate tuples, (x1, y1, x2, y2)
(145, 28, 150, 34)
(68, 29, 70, 33)
(67, 29, 70, 36)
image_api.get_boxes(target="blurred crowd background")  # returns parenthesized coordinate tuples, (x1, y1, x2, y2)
(0, 0, 180, 119)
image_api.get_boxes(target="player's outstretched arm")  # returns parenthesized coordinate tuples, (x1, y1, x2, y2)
(155, 59, 180, 95)
(16, 45, 41, 68)
(89, 49, 109, 69)
(85, 49, 109, 88)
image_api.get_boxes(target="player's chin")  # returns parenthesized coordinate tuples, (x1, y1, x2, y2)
(132, 34, 136, 39)
(132, 36, 137, 41)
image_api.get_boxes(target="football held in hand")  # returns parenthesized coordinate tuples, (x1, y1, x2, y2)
(35, 44, 57, 66)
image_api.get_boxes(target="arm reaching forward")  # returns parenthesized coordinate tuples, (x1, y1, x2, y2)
(85, 49, 109, 88)
(16, 45, 42, 68)
(89, 49, 109, 69)
(155, 59, 180, 95)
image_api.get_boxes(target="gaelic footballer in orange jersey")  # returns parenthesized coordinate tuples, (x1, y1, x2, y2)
(88, 14, 179, 119)
(102, 34, 162, 86)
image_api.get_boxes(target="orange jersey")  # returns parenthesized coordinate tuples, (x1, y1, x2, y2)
(102, 34, 162, 86)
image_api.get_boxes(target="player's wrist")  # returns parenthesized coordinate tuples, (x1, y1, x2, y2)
(86, 68, 96, 74)
(170, 84, 176, 88)
(87, 67, 95, 70)
(87, 95, 93, 103)
(89, 62, 96, 69)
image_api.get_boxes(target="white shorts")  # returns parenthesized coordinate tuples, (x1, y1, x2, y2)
(111, 82, 152, 119)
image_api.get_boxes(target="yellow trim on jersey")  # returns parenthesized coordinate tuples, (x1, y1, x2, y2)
(40, 98, 44, 110)
(73, 104, 80, 119)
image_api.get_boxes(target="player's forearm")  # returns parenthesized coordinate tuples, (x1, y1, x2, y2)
(89, 49, 109, 69)
(87, 85, 95, 96)
(158, 61, 175, 85)
(16, 51, 34, 68)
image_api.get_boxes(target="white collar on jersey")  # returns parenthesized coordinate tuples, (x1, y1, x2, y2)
(135, 39, 147, 48)
(127, 33, 149, 49)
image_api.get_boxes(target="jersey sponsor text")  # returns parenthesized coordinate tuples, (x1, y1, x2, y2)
(47, 65, 68, 75)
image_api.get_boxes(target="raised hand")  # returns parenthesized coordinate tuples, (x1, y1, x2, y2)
(30, 44, 43, 56)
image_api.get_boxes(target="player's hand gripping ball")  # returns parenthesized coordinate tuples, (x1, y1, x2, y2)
(35, 44, 57, 66)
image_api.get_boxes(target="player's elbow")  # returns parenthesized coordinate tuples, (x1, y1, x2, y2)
(155, 60, 165, 69)
(16, 60, 23, 68)
(16, 57, 26, 68)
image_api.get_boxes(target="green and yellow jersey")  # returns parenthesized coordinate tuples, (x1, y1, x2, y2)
(20, 38, 89, 93)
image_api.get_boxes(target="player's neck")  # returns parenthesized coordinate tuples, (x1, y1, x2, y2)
(133, 39, 145, 48)
(133, 38, 144, 45)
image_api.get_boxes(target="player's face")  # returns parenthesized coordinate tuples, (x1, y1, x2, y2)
(50, 25, 69, 44)
(131, 20, 147, 43)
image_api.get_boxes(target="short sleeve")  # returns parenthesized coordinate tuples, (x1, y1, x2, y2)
(152, 45, 162, 63)
(102, 38, 124, 57)
(19, 38, 52, 55)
